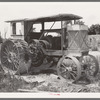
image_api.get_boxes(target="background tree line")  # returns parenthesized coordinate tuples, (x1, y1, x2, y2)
(88, 24, 100, 35)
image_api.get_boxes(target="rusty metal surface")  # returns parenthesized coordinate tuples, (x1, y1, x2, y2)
(0, 39, 31, 74)
(6, 14, 82, 23)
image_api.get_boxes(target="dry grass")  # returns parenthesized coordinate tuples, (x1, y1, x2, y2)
(0, 70, 44, 92)
(0, 71, 24, 92)
(1, 65, 100, 92)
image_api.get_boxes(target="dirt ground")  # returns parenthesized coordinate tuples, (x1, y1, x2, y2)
(14, 63, 100, 93)
(1, 62, 100, 93)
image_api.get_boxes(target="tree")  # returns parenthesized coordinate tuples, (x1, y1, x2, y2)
(88, 24, 100, 35)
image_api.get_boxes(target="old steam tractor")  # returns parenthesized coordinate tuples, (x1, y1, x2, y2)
(0, 14, 99, 83)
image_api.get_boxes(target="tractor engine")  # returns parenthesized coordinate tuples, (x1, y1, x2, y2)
(28, 38, 52, 67)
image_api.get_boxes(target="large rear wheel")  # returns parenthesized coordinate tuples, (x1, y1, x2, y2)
(0, 39, 31, 74)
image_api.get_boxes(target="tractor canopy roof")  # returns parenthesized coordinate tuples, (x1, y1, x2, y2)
(5, 14, 82, 23)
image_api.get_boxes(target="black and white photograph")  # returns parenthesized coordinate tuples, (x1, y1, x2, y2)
(0, 2, 100, 98)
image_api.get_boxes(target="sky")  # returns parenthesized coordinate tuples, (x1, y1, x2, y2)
(0, 2, 100, 38)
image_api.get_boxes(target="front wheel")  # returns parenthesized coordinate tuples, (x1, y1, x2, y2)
(57, 56, 81, 83)
(79, 55, 99, 79)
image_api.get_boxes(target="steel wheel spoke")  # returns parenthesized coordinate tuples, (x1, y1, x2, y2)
(6, 45, 11, 53)
(61, 70, 67, 75)
(2, 59, 8, 64)
(61, 63, 67, 69)
(70, 71, 77, 80)
(63, 71, 70, 79)
(13, 62, 18, 69)
(67, 72, 71, 79)
(3, 51, 8, 56)
(12, 45, 17, 52)
(5, 48, 9, 54)
(3, 56, 8, 59)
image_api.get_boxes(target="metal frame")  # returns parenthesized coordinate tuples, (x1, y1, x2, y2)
(6, 14, 83, 57)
